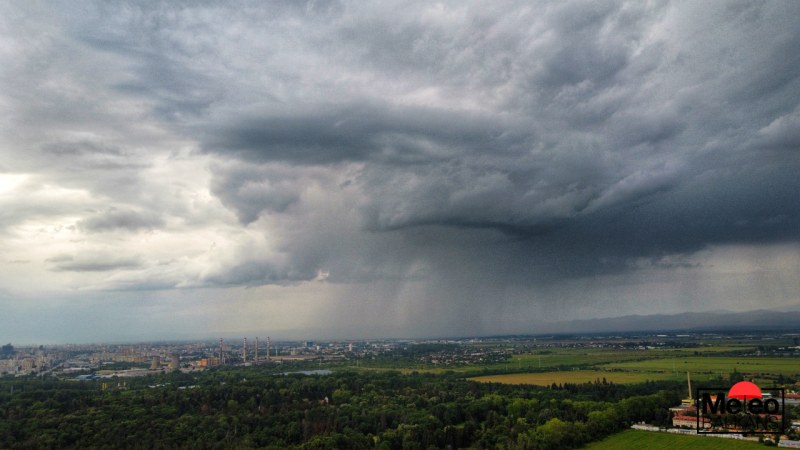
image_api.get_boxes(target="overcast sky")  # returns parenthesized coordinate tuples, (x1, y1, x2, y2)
(1, 1, 799, 343)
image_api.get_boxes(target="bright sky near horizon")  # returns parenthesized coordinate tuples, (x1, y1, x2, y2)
(1, 1, 799, 343)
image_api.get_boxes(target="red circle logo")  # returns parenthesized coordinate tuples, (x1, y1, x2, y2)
(728, 381, 762, 400)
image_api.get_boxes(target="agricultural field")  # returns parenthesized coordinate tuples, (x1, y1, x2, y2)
(584, 430, 764, 449)
(498, 350, 651, 369)
(663, 344, 757, 354)
(601, 356, 800, 378)
(352, 345, 726, 371)
(347, 350, 638, 375)
(471, 370, 674, 386)
(470, 350, 800, 386)
(346, 339, 800, 391)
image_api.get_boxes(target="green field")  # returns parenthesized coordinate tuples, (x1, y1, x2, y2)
(501, 351, 649, 368)
(471, 370, 673, 386)
(584, 430, 764, 449)
(352, 347, 711, 373)
(601, 356, 800, 377)
(347, 343, 800, 386)
(664, 345, 757, 354)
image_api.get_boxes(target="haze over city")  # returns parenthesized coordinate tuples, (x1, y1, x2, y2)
(1, 1, 799, 344)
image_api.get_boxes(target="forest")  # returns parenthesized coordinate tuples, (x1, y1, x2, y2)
(0, 367, 684, 449)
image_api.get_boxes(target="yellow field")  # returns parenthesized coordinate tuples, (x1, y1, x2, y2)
(470, 370, 673, 386)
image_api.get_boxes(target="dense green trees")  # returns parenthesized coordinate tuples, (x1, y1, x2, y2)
(0, 369, 683, 449)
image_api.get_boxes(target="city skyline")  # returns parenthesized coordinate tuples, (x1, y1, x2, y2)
(1, 2, 800, 343)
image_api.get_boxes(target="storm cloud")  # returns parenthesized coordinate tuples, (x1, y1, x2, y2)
(1, 1, 799, 342)
(78, 207, 164, 233)
(46, 253, 144, 272)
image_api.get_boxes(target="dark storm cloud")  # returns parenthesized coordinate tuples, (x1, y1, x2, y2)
(204, 102, 525, 165)
(42, 140, 123, 157)
(755, 108, 800, 151)
(160, 0, 800, 289)
(3, 0, 800, 330)
(77, 207, 164, 233)
(46, 254, 144, 272)
(208, 162, 305, 224)
(202, 259, 317, 287)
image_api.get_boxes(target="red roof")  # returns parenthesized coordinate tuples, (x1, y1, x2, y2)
(673, 415, 696, 421)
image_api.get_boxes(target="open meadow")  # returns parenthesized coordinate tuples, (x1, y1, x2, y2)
(583, 430, 765, 449)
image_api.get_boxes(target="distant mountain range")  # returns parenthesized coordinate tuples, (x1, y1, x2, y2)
(533, 306, 800, 335)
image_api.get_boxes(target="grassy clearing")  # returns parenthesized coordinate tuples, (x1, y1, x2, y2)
(470, 371, 673, 386)
(583, 429, 764, 449)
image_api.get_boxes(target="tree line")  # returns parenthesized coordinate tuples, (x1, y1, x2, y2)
(0, 368, 683, 449)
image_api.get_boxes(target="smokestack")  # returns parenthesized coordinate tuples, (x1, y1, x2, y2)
(267, 336, 271, 362)
(255, 337, 259, 363)
(219, 338, 224, 365)
(243, 337, 247, 364)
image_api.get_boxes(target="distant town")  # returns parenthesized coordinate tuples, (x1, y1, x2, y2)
(3, 331, 799, 379)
